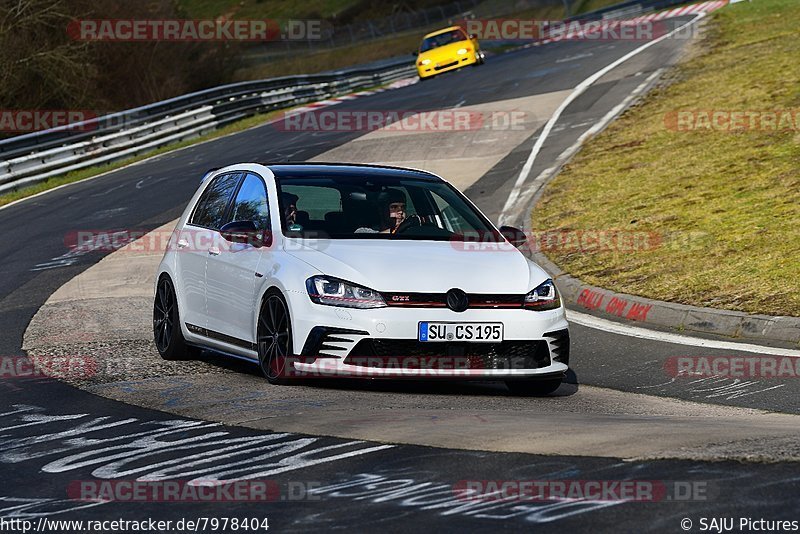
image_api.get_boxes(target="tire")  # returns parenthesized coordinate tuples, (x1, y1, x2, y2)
(257, 289, 294, 385)
(505, 377, 562, 396)
(153, 276, 199, 361)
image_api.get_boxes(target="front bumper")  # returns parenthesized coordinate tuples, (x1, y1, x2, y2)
(417, 54, 477, 78)
(287, 297, 570, 379)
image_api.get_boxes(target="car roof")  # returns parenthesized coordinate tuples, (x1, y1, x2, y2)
(423, 26, 465, 39)
(263, 162, 444, 182)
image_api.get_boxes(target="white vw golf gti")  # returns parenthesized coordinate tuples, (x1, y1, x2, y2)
(153, 163, 570, 394)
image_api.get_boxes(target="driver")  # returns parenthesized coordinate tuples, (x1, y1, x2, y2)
(379, 188, 408, 234)
(354, 188, 419, 234)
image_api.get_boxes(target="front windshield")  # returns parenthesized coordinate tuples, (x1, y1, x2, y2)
(276, 174, 501, 242)
(419, 29, 468, 52)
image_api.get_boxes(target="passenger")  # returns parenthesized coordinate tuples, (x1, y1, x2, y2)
(281, 192, 299, 227)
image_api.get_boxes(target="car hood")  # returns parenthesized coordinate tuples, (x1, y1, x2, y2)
(284, 239, 549, 294)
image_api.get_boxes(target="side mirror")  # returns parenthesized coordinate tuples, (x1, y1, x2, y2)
(219, 220, 269, 247)
(469, 33, 478, 40)
(499, 225, 527, 248)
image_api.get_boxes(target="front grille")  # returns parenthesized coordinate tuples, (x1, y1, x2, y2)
(382, 292, 524, 309)
(344, 339, 551, 370)
(383, 292, 446, 307)
(434, 61, 458, 71)
(470, 294, 525, 308)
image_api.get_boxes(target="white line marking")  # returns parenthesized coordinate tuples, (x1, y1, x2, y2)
(246, 444, 396, 478)
(503, 69, 663, 222)
(555, 52, 593, 63)
(567, 310, 800, 357)
(498, 12, 708, 225)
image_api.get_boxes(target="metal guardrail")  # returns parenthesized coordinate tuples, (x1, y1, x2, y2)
(0, 0, 705, 195)
(0, 58, 415, 194)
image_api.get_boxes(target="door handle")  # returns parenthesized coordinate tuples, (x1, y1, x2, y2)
(208, 247, 221, 256)
(177, 239, 189, 248)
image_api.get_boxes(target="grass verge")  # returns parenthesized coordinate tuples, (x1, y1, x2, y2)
(533, 0, 800, 316)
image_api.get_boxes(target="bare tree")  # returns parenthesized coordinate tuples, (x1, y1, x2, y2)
(0, 0, 239, 119)
(0, 0, 97, 109)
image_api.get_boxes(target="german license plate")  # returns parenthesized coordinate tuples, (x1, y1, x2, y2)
(418, 322, 503, 343)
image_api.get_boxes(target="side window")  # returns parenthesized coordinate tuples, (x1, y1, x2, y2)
(430, 191, 463, 232)
(230, 173, 270, 231)
(190, 173, 241, 229)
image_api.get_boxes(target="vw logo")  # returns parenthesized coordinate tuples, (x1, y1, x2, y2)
(446, 288, 469, 312)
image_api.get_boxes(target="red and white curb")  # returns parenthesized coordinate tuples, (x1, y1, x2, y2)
(525, 0, 728, 47)
(644, 0, 728, 20)
(526, 248, 800, 351)
(285, 77, 418, 118)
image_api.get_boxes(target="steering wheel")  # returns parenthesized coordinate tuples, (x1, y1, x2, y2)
(394, 214, 422, 234)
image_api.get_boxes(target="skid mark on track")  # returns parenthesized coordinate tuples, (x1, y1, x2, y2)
(638, 376, 786, 401)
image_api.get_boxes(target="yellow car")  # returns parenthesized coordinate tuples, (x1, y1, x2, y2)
(415, 26, 484, 80)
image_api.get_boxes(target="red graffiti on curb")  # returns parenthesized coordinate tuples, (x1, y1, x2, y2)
(576, 288, 652, 321)
(577, 288, 604, 310)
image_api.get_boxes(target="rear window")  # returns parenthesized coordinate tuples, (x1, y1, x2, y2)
(190, 172, 241, 229)
(230, 173, 270, 231)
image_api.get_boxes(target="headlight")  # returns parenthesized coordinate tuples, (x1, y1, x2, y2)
(457, 48, 468, 54)
(524, 279, 560, 310)
(306, 276, 386, 309)
(420, 58, 431, 65)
